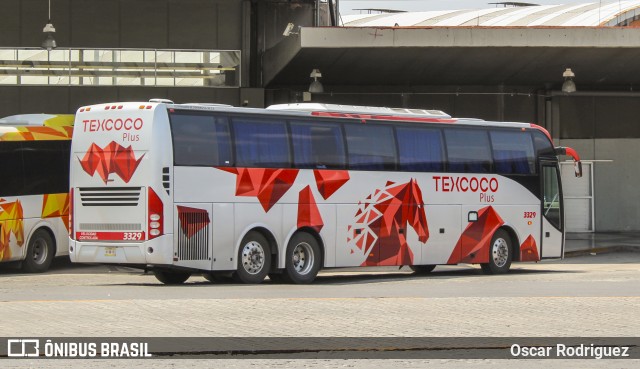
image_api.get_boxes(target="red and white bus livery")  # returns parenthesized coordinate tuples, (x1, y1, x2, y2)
(69, 101, 581, 284)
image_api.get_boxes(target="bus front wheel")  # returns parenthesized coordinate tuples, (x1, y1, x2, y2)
(481, 229, 513, 275)
(22, 229, 55, 273)
(234, 231, 271, 284)
(284, 232, 321, 284)
(154, 270, 191, 284)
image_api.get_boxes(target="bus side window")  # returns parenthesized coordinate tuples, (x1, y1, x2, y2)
(444, 128, 492, 173)
(291, 122, 346, 169)
(233, 118, 290, 168)
(170, 113, 231, 167)
(0, 141, 25, 196)
(21, 140, 70, 195)
(396, 126, 444, 172)
(344, 124, 396, 171)
(490, 130, 535, 175)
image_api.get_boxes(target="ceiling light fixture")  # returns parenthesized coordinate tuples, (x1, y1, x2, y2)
(42, 0, 57, 50)
(562, 68, 576, 93)
(309, 69, 324, 93)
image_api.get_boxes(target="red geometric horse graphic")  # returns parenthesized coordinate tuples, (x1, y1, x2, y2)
(347, 179, 429, 266)
(0, 199, 25, 261)
(79, 141, 144, 184)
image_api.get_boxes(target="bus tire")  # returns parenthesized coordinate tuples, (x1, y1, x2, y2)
(410, 265, 436, 274)
(154, 270, 191, 284)
(234, 231, 271, 284)
(204, 273, 234, 284)
(283, 232, 321, 284)
(22, 229, 55, 273)
(481, 229, 512, 275)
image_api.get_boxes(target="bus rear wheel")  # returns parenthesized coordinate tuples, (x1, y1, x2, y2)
(22, 229, 55, 273)
(154, 270, 191, 284)
(481, 229, 513, 275)
(234, 231, 271, 284)
(283, 232, 321, 284)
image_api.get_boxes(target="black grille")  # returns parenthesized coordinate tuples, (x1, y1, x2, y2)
(78, 187, 142, 207)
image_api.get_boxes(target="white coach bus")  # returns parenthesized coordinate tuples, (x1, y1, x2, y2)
(69, 101, 581, 284)
(0, 114, 74, 272)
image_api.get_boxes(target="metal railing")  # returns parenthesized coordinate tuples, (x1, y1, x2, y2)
(0, 48, 241, 87)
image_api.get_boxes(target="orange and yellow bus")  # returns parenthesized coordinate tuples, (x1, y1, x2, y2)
(0, 114, 73, 272)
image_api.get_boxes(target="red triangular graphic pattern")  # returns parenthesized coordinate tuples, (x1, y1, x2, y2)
(313, 170, 350, 199)
(216, 167, 299, 212)
(79, 141, 145, 184)
(519, 235, 540, 262)
(447, 206, 505, 264)
(297, 186, 323, 232)
(347, 179, 429, 266)
(177, 206, 211, 239)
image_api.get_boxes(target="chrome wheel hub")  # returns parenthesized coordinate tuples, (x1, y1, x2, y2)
(292, 242, 314, 275)
(492, 238, 509, 268)
(241, 241, 265, 275)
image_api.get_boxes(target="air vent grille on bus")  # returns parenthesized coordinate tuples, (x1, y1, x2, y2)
(177, 211, 210, 261)
(78, 187, 142, 207)
(78, 223, 142, 231)
(162, 167, 170, 196)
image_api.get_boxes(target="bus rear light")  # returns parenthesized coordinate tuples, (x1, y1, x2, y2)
(146, 105, 152, 109)
(69, 188, 74, 240)
(85, 107, 91, 111)
(139, 105, 145, 109)
(148, 187, 164, 240)
(118, 105, 123, 109)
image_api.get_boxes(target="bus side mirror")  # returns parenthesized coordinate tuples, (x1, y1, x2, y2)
(574, 161, 583, 178)
(555, 146, 582, 178)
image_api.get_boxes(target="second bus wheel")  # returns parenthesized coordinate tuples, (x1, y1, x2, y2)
(284, 232, 321, 284)
(234, 231, 271, 284)
(409, 265, 436, 274)
(153, 270, 191, 284)
(22, 229, 55, 273)
(481, 229, 513, 275)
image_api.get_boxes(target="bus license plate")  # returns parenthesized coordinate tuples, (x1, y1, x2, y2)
(104, 247, 117, 257)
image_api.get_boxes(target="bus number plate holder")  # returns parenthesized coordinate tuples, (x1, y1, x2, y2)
(104, 247, 117, 257)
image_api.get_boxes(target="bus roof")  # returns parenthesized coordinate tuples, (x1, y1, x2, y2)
(80, 100, 541, 131)
(0, 114, 74, 127)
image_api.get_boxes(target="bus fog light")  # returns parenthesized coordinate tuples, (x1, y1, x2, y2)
(147, 247, 154, 254)
(150, 229, 160, 236)
(69, 246, 74, 252)
(150, 214, 161, 221)
(150, 221, 160, 229)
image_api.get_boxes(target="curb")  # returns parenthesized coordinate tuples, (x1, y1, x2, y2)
(564, 245, 640, 258)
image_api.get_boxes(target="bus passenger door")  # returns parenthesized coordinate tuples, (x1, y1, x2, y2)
(540, 163, 564, 258)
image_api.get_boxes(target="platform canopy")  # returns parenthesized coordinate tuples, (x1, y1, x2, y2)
(341, 1, 640, 27)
